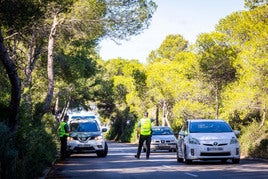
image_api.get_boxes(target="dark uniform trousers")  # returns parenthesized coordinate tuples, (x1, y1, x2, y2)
(137, 134, 152, 158)
(60, 135, 68, 159)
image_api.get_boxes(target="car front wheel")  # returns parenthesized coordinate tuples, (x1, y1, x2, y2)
(176, 149, 183, 163)
(232, 158, 240, 164)
(96, 142, 108, 157)
(184, 147, 192, 164)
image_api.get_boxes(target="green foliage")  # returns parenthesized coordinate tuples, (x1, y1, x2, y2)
(249, 138, 268, 159)
(195, 32, 237, 87)
(0, 123, 18, 179)
(0, 0, 44, 30)
(106, 108, 137, 142)
(244, 0, 268, 9)
(16, 115, 57, 178)
(104, 0, 157, 40)
(217, 5, 268, 125)
(239, 121, 268, 158)
(148, 34, 188, 62)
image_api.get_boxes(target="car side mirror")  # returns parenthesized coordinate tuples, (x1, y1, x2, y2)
(233, 130, 240, 136)
(102, 127, 108, 132)
(178, 131, 186, 138)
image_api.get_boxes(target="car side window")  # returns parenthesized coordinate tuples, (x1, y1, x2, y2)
(184, 121, 188, 135)
(179, 121, 188, 138)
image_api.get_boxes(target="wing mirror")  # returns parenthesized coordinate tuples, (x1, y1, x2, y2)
(178, 131, 186, 138)
(233, 130, 240, 136)
(102, 127, 108, 132)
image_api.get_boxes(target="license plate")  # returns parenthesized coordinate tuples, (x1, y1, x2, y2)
(159, 143, 167, 146)
(78, 144, 90, 148)
(207, 147, 223, 151)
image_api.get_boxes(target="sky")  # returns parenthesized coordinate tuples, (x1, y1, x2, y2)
(98, 0, 245, 63)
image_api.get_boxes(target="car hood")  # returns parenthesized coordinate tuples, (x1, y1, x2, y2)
(189, 132, 237, 141)
(70, 131, 102, 138)
(152, 135, 176, 141)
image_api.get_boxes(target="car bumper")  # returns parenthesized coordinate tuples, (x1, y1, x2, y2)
(186, 144, 240, 160)
(67, 140, 105, 153)
(150, 143, 177, 151)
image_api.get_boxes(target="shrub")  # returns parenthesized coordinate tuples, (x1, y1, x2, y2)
(239, 120, 268, 159)
(249, 138, 268, 159)
(0, 122, 18, 179)
(16, 114, 58, 178)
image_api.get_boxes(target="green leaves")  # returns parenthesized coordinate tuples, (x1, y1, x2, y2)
(104, 0, 157, 40)
(195, 32, 237, 87)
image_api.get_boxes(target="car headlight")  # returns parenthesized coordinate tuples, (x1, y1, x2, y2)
(230, 137, 239, 144)
(67, 137, 74, 141)
(94, 135, 103, 141)
(188, 137, 200, 145)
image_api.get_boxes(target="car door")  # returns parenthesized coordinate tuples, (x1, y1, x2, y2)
(177, 121, 188, 157)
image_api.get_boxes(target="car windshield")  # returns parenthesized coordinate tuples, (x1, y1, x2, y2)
(152, 127, 173, 135)
(70, 121, 99, 132)
(189, 121, 232, 133)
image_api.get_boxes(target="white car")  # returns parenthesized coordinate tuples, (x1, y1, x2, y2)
(143, 126, 177, 152)
(176, 119, 240, 164)
(67, 118, 108, 157)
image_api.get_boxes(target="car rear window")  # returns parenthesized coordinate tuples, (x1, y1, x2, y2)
(189, 121, 232, 133)
(70, 121, 99, 132)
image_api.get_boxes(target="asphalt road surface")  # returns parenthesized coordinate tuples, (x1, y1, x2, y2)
(46, 141, 268, 179)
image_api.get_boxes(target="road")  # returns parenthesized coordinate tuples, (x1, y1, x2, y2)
(46, 141, 268, 179)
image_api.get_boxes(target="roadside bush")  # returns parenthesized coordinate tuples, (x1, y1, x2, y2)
(249, 138, 268, 159)
(0, 122, 18, 179)
(16, 115, 58, 178)
(106, 109, 137, 142)
(239, 120, 268, 158)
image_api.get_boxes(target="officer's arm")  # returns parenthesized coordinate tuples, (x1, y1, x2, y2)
(137, 121, 141, 134)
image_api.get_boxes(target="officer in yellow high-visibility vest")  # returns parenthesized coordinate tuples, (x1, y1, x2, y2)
(135, 112, 154, 159)
(59, 115, 70, 160)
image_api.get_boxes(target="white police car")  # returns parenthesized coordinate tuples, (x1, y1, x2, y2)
(67, 115, 108, 157)
(176, 119, 240, 164)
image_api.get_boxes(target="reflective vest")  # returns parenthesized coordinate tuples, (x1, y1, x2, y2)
(59, 121, 69, 137)
(140, 118, 152, 135)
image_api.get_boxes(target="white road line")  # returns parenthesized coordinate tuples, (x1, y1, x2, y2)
(185, 172, 199, 177)
(162, 165, 170, 168)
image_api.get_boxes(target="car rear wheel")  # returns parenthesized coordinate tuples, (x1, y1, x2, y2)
(96, 142, 108, 157)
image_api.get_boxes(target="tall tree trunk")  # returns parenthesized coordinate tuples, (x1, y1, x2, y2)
(162, 101, 165, 126)
(260, 101, 266, 127)
(161, 100, 171, 127)
(215, 87, 219, 119)
(59, 98, 70, 121)
(0, 30, 21, 132)
(23, 25, 42, 104)
(155, 104, 159, 126)
(41, 15, 58, 117)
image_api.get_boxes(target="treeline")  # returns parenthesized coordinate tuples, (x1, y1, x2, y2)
(104, 3, 268, 160)
(0, 0, 267, 178)
(0, 0, 157, 178)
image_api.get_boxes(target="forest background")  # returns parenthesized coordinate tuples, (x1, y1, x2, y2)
(0, 0, 267, 178)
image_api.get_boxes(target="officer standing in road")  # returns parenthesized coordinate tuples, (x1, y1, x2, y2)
(59, 115, 70, 160)
(135, 112, 153, 159)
